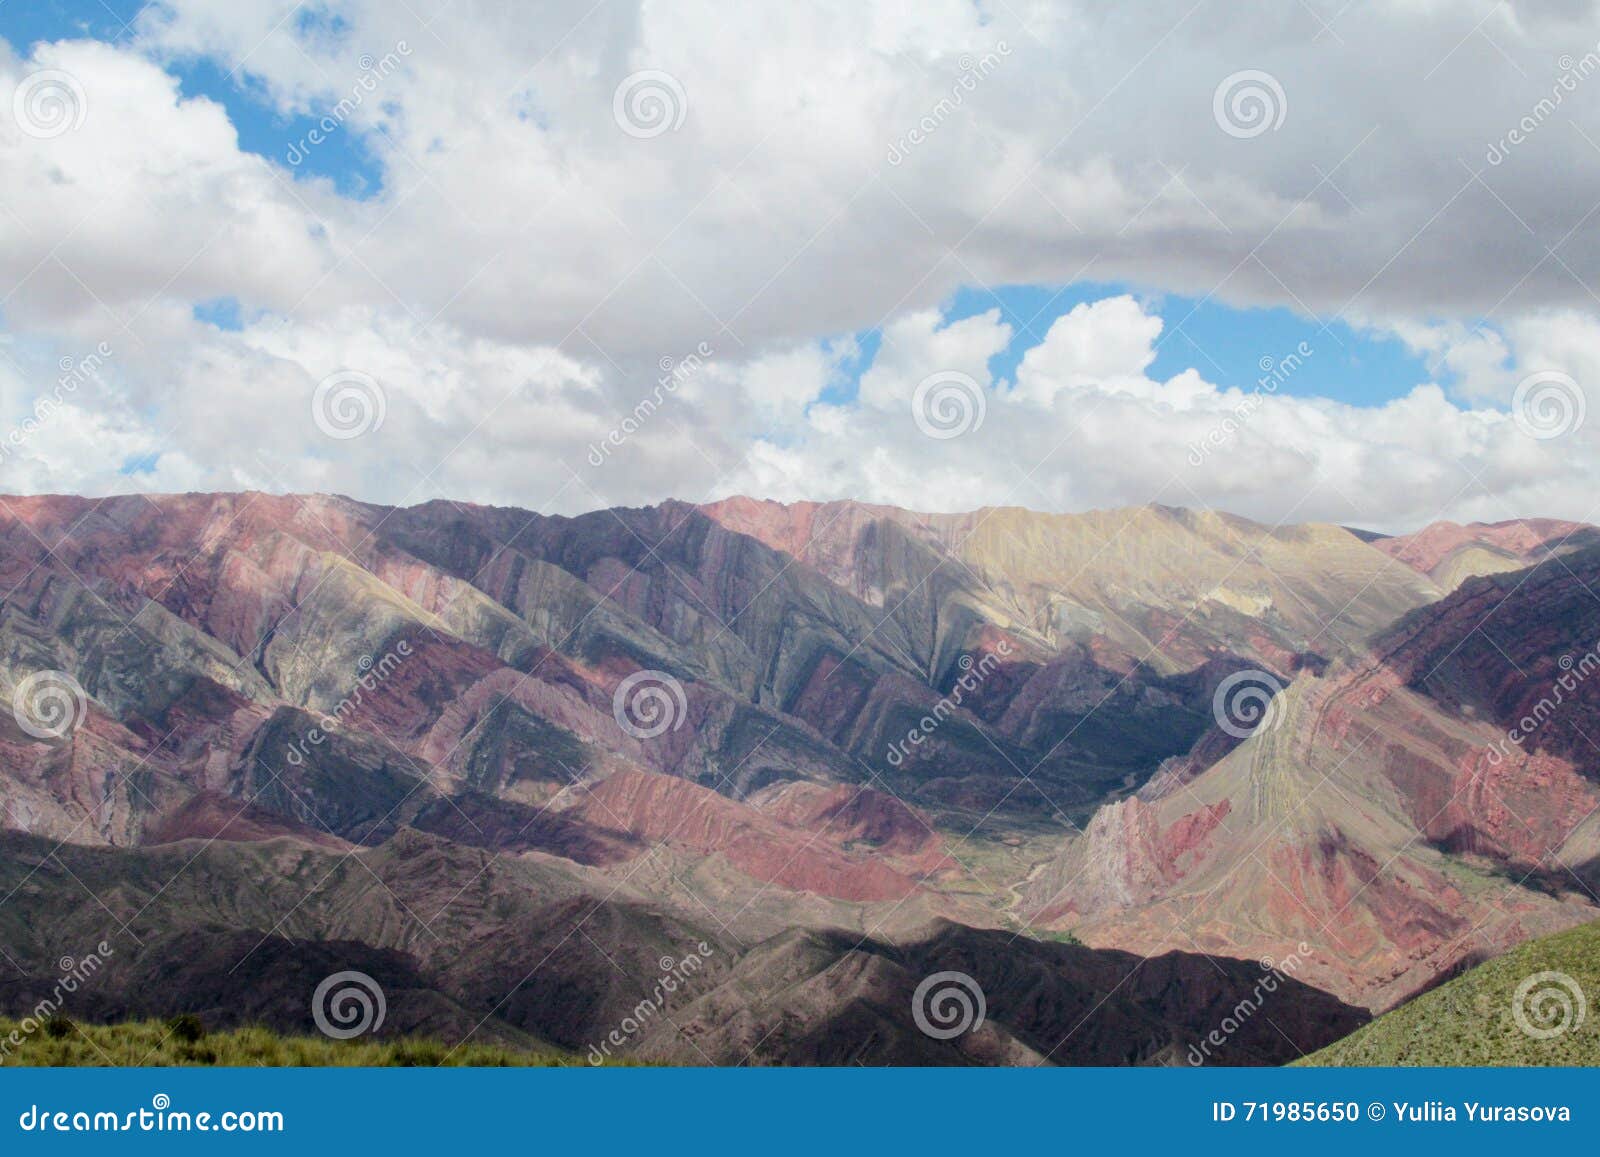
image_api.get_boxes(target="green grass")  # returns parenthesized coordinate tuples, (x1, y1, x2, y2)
(1031, 928, 1084, 946)
(1300, 918, 1600, 1066)
(0, 1018, 591, 1067)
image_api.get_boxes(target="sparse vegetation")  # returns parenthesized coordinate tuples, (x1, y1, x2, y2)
(1034, 928, 1084, 946)
(1301, 918, 1600, 1066)
(0, 1019, 590, 1067)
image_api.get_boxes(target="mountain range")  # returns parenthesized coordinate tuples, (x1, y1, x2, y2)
(0, 490, 1596, 1064)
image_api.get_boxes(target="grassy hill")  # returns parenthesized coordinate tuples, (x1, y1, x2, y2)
(0, 1017, 588, 1067)
(1301, 918, 1600, 1066)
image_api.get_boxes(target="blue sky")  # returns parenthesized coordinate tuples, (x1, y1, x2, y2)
(1, 0, 385, 196)
(942, 283, 1432, 404)
(821, 283, 1439, 409)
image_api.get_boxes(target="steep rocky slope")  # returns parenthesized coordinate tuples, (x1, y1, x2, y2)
(1022, 547, 1600, 1010)
(702, 497, 1442, 667)
(699, 496, 1443, 809)
(0, 490, 1442, 854)
(0, 490, 1592, 1058)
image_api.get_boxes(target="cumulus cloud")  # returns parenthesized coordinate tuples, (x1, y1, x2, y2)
(3, 1, 1600, 532)
(1012, 297, 1163, 406)
(0, 39, 335, 331)
(714, 295, 1600, 533)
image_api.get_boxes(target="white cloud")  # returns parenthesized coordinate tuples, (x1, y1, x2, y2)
(0, 40, 335, 331)
(3, 2, 1600, 532)
(716, 296, 1600, 534)
(1012, 296, 1162, 406)
(858, 309, 1010, 411)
